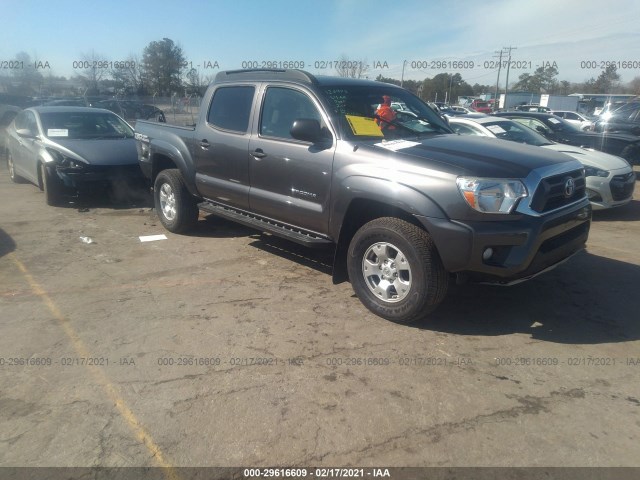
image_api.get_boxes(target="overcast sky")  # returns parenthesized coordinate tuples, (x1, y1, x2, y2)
(1, 0, 639, 85)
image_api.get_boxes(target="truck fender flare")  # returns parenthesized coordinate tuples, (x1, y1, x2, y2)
(149, 139, 198, 196)
(330, 175, 449, 284)
(330, 175, 447, 238)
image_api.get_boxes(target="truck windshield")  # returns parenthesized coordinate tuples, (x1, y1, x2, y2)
(318, 85, 452, 141)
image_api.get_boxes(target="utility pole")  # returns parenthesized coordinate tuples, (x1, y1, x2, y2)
(401, 60, 408, 87)
(494, 49, 504, 109)
(503, 46, 517, 110)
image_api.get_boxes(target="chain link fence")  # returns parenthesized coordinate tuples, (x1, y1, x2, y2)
(112, 94, 203, 126)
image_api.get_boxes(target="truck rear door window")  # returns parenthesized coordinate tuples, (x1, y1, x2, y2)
(207, 86, 255, 133)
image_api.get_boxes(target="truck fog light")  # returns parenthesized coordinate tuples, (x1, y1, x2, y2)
(483, 248, 494, 261)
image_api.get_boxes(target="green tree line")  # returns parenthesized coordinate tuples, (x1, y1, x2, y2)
(1, 38, 206, 97)
(377, 63, 637, 103)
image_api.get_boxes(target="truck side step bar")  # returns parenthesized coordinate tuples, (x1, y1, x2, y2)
(198, 202, 333, 248)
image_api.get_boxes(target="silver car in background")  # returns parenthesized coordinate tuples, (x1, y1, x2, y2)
(6, 107, 141, 205)
(550, 110, 594, 131)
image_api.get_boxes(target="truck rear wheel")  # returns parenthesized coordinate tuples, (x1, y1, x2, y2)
(347, 217, 448, 323)
(154, 169, 199, 233)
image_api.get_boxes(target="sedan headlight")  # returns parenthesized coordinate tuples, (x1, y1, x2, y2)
(584, 166, 609, 178)
(46, 148, 85, 169)
(456, 177, 528, 214)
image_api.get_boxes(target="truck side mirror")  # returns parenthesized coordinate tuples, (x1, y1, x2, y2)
(290, 119, 324, 143)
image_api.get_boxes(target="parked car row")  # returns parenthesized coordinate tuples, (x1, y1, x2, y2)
(594, 100, 640, 136)
(448, 115, 635, 210)
(493, 111, 640, 165)
(4, 106, 637, 211)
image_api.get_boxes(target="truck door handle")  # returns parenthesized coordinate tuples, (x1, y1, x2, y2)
(199, 139, 210, 149)
(251, 149, 266, 159)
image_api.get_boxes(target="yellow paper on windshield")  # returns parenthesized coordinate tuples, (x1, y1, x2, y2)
(345, 115, 383, 137)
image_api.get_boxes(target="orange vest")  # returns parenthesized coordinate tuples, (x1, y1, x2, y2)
(375, 105, 396, 130)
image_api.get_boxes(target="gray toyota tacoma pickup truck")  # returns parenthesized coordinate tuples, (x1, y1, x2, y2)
(135, 69, 591, 323)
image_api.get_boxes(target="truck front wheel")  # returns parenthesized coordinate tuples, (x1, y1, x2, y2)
(154, 169, 199, 233)
(347, 217, 448, 323)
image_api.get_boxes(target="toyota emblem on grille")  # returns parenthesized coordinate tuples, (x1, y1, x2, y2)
(564, 177, 575, 198)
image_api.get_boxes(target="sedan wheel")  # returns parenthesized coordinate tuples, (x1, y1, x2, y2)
(7, 153, 25, 183)
(621, 145, 640, 165)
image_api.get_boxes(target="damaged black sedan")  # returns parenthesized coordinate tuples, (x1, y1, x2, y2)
(5, 106, 142, 205)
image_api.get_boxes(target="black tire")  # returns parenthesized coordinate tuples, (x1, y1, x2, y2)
(7, 153, 25, 183)
(153, 169, 199, 233)
(40, 163, 62, 206)
(347, 217, 448, 323)
(620, 145, 640, 166)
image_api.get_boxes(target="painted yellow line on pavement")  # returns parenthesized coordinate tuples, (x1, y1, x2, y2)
(10, 253, 181, 480)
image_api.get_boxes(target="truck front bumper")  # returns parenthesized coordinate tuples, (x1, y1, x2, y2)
(416, 199, 591, 284)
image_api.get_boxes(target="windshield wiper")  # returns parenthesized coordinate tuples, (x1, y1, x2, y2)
(411, 115, 452, 134)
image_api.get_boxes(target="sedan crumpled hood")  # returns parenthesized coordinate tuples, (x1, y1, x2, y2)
(50, 138, 138, 166)
(542, 143, 631, 170)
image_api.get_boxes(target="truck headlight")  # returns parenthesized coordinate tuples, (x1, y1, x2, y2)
(584, 166, 609, 178)
(456, 177, 528, 214)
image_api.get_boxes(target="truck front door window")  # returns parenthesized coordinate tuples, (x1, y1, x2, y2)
(260, 87, 322, 140)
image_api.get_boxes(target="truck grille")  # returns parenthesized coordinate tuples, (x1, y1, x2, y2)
(610, 172, 635, 201)
(530, 169, 586, 213)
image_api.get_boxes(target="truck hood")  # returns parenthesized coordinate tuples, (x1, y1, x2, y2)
(541, 143, 631, 170)
(361, 135, 575, 178)
(49, 138, 138, 166)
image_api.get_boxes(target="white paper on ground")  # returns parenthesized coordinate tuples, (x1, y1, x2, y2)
(139, 234, 168, 242)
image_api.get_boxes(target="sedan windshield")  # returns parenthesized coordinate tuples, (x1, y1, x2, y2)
(39, 111, 134, 139)
(544, 115, 582, 134)
(483, 120, 553, 147)
(319, 85, 452, 141)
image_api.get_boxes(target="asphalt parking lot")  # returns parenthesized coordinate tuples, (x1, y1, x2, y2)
(1, 161, 639, 473)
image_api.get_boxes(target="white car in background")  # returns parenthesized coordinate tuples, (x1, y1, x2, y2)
(449, 115, 636, 210)
(449, 105, 472, 114)
(550, 110, 594, 131)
